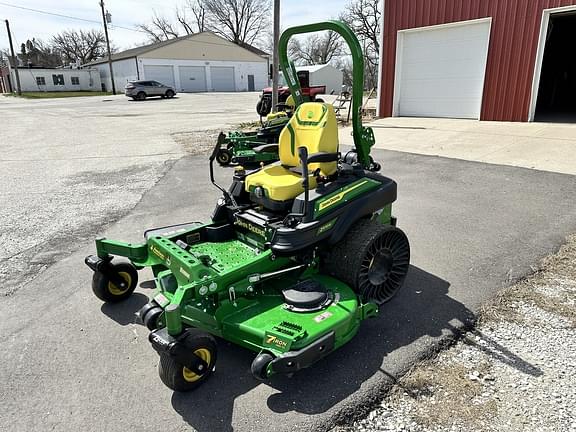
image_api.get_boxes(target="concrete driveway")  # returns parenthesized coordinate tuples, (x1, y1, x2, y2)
(340, 117, 576, 175)
(2, 96, 576, 431)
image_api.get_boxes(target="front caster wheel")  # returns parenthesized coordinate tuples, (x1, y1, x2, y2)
(216, 148, 232, 165)
(142, 306, 163, 330)
(158, 329, 217, 392)
(92, 262, 138, 303)
(251, 352, 274, 381)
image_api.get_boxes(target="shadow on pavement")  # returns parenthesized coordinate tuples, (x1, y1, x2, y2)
(139, 279, 156, 289)
(100, 292, 148, 326)
(93, 264, 543, 431)
(463, 329, 543, 377)
(127, 97, 180, 103)
(169, 265, 472, 431)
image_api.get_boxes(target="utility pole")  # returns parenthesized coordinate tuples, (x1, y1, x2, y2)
(99, 0, 116, 94)
(271, 0, 280, 112)
(4, 20, 21, 95)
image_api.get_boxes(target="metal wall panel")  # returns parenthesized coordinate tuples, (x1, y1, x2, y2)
(380, 0, 576, 121)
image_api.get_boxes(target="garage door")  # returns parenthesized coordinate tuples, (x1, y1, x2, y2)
(210, 66, 235, 92)
(179, 66, 207, 92)
(143, 65, 175, 88)
(395, 19, 491, 119)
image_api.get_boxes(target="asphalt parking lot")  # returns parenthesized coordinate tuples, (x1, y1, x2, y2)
(0, 92, 259, 296)
(2, 94, 576, 432)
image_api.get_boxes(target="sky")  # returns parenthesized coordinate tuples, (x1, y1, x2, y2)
(0, 0, 349, 52)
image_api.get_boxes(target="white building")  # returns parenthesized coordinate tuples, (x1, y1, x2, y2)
(7, 67, 101, 92)
(86, 32, 269, 93)
(279, 64, 344, 95)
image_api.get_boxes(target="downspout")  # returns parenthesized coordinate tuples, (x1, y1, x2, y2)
(135, 56, 140, 79)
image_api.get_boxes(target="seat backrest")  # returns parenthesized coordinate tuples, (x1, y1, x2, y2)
(278, 102, 339, 176)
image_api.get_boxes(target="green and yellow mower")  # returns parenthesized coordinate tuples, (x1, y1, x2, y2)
(215, 100, 294, 168)
(85, 21, 410, 392)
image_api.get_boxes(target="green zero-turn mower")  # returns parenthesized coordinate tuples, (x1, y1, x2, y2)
(85, 21, 410, 392)
(215, 107, 292, 168)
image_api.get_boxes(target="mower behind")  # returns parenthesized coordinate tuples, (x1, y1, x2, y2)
(215, 112, 289, 168)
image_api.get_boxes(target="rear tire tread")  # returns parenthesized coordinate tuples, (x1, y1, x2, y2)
(323, 219, 410, 304)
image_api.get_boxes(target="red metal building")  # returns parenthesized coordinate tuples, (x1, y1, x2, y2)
(378, 0, 576, 122)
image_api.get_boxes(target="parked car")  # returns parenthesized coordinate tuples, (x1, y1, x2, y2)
(125, 80, 176, 101)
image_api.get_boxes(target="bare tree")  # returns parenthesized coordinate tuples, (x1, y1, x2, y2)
(18, 38, 61, 67)
(344, 0, 380, 51)
(288, 31, 345, 66)
(136, 14, 180, 42)
(202, 0, 271, 46)
(334, 57, 353, 87)
(175, 8, 194, 35)
(52, 29, 108, 64)
(343, 0, 381, 89)
(138, 1, 207, 42)
(176, 0, 207, 34)
(137, 0, 270, 47)
(0, 49, 9, 67)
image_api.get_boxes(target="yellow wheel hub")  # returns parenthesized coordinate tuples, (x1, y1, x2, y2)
(182, 348, 211, 383)
(107, 272, 132, 296)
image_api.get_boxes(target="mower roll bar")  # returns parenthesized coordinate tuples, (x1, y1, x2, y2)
(279, 20, 374, 168)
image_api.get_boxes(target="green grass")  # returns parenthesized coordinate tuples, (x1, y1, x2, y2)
(3, 91, 113, 99)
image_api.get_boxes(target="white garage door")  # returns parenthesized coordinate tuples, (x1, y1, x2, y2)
(179, 66, 207, 92)
(211, 66, 235, 92)
(395, 19, 491, 119)
(143, 65, 175, 88)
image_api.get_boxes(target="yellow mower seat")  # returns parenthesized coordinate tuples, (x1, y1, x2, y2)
(245, 164, 318, 202)
(245, 102, 339, 203)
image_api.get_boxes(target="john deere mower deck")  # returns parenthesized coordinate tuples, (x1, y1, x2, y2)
(85, 21, 410, 392)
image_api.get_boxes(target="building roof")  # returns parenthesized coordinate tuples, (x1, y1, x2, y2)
(85, 32, 270, 66)
(12, 66, 98, 71)
(85, 34, 193, 65)
(240, 43, 270, 57)
(296, 64, 334, 72)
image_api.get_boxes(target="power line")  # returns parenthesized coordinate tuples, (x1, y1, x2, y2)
(0, 1, 252, 50)
(0, 1, 144, 32)
(0, 1, 103, 25)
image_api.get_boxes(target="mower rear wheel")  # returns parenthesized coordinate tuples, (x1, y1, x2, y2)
(216, 148, 232, 165)
(251, 352, 274, 381)
(324, 219, 410, 304)
(158, 329, 217, 392)
(92, 262, 138, 303)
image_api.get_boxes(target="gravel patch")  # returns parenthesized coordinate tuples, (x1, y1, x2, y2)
(172, 129, 223, 156)
(333, 235, 576, 432)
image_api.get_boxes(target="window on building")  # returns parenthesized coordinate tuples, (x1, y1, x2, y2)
(36, 76, 46, 86)
(71, 76, 80, 85)
(52, 74, 64, 85)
